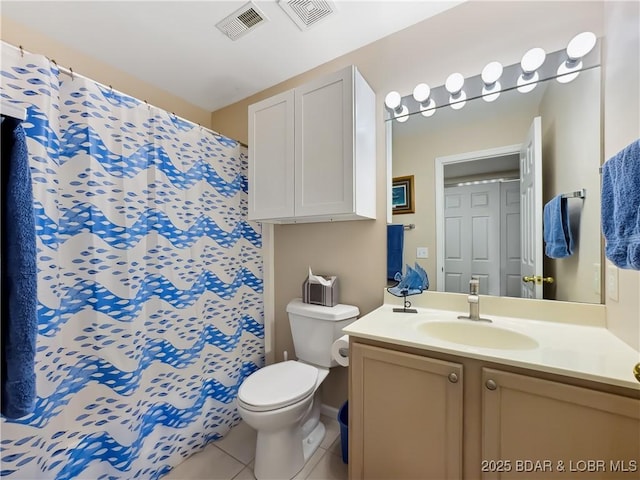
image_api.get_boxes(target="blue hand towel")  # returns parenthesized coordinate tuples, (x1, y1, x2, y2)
(387, 224, 404, 280)
(1, 116, 38, 419)
(543, 195, 574, 259)
(601, 139, 640, 269)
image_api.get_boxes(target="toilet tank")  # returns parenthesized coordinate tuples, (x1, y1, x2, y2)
(286, 298, 359, 368)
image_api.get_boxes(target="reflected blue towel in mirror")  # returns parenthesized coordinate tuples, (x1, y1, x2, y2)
(387, 224, 404, 280)
(543, 195, 573, 259)
(601, 139, 640, 269)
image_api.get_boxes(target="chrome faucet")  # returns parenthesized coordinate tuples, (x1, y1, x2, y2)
(458, 277, 491, 322)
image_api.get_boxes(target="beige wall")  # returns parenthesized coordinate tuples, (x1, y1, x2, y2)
(603, 1, 640, 351)
(0, 16, 212, 127)
(211, 1, 610, 408)
(540, 68, 602, 304)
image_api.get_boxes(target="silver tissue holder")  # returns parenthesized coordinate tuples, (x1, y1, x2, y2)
(302, 275, 338, 307)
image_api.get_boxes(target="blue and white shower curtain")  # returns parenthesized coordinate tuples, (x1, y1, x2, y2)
(0, 43, 263, 479)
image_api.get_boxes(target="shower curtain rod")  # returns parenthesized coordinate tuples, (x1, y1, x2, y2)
(3, 41, 248, 148)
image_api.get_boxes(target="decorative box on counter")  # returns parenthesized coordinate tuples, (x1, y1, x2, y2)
(302, 268, 338, 307)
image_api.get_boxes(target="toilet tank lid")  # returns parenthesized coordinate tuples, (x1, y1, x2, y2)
(286, 298, 359, 321)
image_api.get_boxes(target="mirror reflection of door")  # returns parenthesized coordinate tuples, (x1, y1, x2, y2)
(438, 116, 542, 299)
(438, 147, 522, 297)
(519, 117, 543, 299)
(443, 183, 501, 295)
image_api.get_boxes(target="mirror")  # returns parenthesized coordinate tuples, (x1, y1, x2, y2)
(389, 57, 602, 304)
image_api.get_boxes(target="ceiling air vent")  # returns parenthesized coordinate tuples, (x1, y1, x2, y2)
(216, 1, 268, 41)
(278, 0, 336, 31)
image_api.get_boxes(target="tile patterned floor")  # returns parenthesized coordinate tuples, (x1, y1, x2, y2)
(162, 415, 347, 480)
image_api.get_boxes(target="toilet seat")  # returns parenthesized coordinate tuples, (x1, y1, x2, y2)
(238, 361, 318, 412)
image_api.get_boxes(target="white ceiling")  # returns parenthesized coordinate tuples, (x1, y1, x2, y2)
(2, 0, 464, 111)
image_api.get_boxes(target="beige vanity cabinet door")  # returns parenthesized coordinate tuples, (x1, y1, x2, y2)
(482, 368, 640, 479)
(350, 342, 463, 480)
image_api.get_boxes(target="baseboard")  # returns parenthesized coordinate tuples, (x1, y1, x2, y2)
(320, 403, 339, 420)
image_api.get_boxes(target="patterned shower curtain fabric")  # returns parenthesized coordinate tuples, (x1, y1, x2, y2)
(0, 44, 263, 479)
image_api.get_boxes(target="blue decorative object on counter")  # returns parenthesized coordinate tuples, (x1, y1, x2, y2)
(388, 263, 429, 296)
(387, 263, 429, 313)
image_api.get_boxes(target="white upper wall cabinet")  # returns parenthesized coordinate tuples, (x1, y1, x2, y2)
(248, 90, 295, 220)
(248, 65, 376, 223)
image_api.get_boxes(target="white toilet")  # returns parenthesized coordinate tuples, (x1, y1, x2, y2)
(237, 298, 359, 480)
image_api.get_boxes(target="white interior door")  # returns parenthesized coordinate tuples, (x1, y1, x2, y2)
(444, 183, 501, 295)
(519, 116, 543, 299)
(500, 181, 522, 297)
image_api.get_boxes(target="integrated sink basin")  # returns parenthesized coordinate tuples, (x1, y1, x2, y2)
(417, 321, 539, 350)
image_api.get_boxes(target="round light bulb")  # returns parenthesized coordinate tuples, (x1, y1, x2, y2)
(449, 91, 467, 110)
(445, 73, 465, 95)
(567, 31, 596, 60)
(482, 82, 501, 102)
(420, 98, 436, 117)
(517, 71, 539, 93)
(395, 105, 410, 123)
(481, 61, 503, 85)
(412, 83, 431, 103)
(384, 91, 401, 110)
(557, 60, 582, 83)
(521, 47, 546, 73)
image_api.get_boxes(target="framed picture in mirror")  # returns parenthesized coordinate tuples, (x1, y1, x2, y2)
(392, 175, 415, 214)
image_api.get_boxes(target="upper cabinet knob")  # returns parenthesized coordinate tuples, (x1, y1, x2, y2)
(448, 372, 459, 383)
(485, 379, 497, 390)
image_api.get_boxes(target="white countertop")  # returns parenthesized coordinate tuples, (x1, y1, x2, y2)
(343, 303, 640, 391)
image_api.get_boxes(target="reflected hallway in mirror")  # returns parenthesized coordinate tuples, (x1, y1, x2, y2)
(389, 59, 602, 304)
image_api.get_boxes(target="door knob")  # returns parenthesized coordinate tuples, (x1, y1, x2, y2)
(634, 363, 640, 383)
(522, 275, 555, 284)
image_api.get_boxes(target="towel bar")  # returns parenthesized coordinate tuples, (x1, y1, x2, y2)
(403, 224, 415, 230)
(561, 188, 586, 199)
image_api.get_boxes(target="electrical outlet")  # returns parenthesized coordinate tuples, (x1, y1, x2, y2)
(417, 247, 429, 259)
(607, 265, 619, 301)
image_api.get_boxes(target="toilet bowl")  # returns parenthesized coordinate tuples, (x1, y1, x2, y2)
(236, 299, 359, 480)
(237, 360, 329, 479)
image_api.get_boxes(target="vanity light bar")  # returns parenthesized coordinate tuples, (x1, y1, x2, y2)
(384, 31, 599, 122)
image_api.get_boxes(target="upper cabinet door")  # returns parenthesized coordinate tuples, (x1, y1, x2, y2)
(247, 65, 375, 223)
(248, 89, 295, 221)
(294, 68, 354, 217)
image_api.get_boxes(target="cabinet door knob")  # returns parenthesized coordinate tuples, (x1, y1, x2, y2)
(485, 379, 497, 390)
(448, 372, 459, 383)
(634, 363, 640, 383)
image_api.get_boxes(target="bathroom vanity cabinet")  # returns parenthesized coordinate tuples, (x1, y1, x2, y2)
(350, 342, 463, 479)
(248, 65, 376, 223)
(349, 338, 640, 480)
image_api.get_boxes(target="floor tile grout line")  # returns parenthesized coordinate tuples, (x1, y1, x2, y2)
(214, 443, 254, 467)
